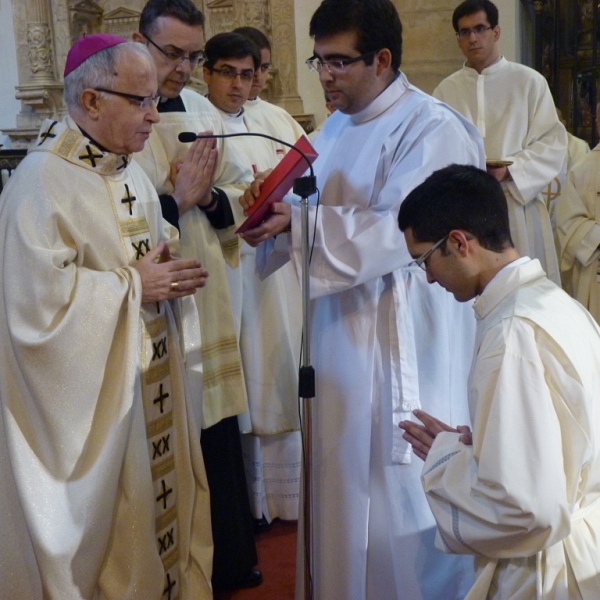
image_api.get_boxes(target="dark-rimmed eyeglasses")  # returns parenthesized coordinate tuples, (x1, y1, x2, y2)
(456, 25, 493, 39)
(94, 88, 160, 110)
(144, 34, 206, 67)
(305, 50, 376, 75)
(209, 66, 255, 83)
(415, 234, 449, 271)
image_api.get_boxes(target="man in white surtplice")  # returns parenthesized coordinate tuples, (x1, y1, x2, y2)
(433, 0, 567, 285)
(399, 164, 600, 600)
(557, 144, 600, 324)
(239, 1, 487, 598)
(203, 32, 303, 527)
(132, 0, 261, 591)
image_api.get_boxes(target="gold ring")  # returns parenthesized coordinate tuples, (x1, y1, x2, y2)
(171, 281, 179, 291)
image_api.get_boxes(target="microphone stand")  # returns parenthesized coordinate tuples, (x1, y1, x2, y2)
(292, 176, 317, 600)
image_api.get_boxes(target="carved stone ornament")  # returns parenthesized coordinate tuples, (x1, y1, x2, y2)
(27, 23, 54, 78)
(4, 0, 307, 145)
(69, 0, 104, 45)
(203, 0, 304, 114)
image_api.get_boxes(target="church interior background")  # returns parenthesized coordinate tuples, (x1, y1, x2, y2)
(0, 0, 538, 151)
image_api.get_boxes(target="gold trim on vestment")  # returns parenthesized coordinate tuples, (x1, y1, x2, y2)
(119, 216, 151, 238)
(144, 361, 170, 385)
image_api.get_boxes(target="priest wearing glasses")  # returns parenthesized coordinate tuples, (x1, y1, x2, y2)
(239, 0, 486, 598)
(133, 0, 263, 592)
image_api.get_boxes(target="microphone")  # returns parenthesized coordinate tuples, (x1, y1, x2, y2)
(178, 131, 200, 143)
(177, 131, 317, 193)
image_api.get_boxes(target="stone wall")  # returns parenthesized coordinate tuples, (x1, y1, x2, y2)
(0, 0, 521, 146)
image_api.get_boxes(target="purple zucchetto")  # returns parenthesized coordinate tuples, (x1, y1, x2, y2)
(64, 33, 128, 77)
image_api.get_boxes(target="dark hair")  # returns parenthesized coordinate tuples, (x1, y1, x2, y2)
(204, 32, 261, 71)
(233, 26, 271, 53)
(452, 0, 499, 31)
(139, 0, 204, 37)
(309, 0, 402, 71)
(398, 164, 513, 253)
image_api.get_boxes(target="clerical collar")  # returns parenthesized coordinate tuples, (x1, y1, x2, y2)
(158, 95, 186, 113)
(216, 106, 245, 120)
(77, 125, 110, 153)
(351, 71, 407, 125)
(463, 55, 505, 74)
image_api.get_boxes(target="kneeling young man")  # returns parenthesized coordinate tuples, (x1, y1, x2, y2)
(398, 164, 600, 599)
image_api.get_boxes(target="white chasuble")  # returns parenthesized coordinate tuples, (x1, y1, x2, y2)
(0, 117, 212, 599)
(434, 57, 567, 284)
(257, 73, 485, 600)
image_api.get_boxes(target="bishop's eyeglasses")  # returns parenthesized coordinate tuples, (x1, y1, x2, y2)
(94, 88, 160, 110)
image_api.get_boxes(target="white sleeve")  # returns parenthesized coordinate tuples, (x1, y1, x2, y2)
(422, 319, 571, 558)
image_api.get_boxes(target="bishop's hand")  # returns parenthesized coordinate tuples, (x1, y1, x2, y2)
(133, 241, 209, 303)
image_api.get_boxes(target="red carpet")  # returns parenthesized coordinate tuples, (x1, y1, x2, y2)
(214, 519, 297, 600)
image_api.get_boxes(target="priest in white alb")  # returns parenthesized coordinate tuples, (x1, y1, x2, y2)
(433, 0, 567, 285)
(239, 1, 486, 598)
(203, 31, 303, 525)
(557, 145, 600, 324)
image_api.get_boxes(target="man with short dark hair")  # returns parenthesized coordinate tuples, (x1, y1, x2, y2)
(133, 0, 262, 592)
(204, 31, 304, 527)
(233, 26, 306, 147)
(240, 0, 486, 598)
(0, 34, 213, 599)
(399, 163, 600, 599)
(434, 0, 567, 285)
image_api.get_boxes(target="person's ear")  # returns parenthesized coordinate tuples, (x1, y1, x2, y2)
(493, 25, 501, 42)
(375, 48, 392, 75)
(448, 230, 473, 257)
(132, 31, 145, 44)
(81, 89, 102, 119)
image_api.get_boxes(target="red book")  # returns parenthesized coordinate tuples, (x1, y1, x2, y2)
(235, 135, 318, 233)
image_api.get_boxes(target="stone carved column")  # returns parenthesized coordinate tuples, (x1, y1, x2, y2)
(268, 0, 303, 113)
(27, 0, 55, 83)
(203, 0, 304, 114)
(3, 0, 65, 147)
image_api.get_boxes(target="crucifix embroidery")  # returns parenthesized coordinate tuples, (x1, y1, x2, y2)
(38, 121, 58, 145)
(117, 156, 129, 170)
(79, 144, 104, 167)
(156, 479, 173, 510)
(121, 183, 137, 215)
(162, 572, 176, 600)
(153, 383, 170, 414)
